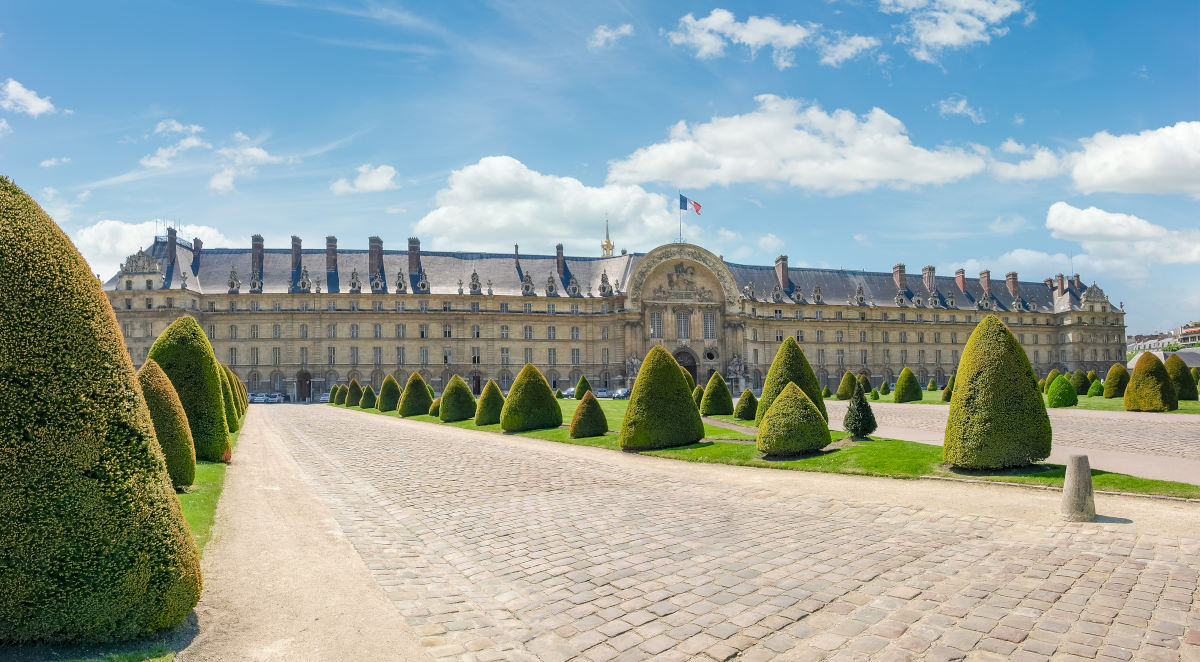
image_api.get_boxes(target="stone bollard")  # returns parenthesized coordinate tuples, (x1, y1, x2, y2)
(1060, 454, 1096, 522)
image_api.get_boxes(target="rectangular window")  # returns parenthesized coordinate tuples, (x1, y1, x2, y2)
(952, 350, 958, 364)
(299, 324, 308, 339)
(299, 347, 308, 365)
(500, 325, 510, 339)
(859, 331, 867, 343)
(571, 304, 579, 315)
(229, 301, 236, 312)
(166, 297, 174, 309)
(774, 309, 782, 319)
(899, 332, 908, 343)
(273, 301, 281, 311)
(442, 301, 451, 312)
(836, 349, 844, 366)
(373, 347, 382, 366)
(815, 310, 823, 320)
(703, 313, 717, 340)
(547, 348, 557, 365)
(273, 347, 281, 366)
(420, 347, 429, 365)
(547, 326, 557, 340)
(753, 349, 759, 364)
(523, 325, 533, 340)
(524, 347, 533, 364)
(327, 324, 337, 339)
(443, 349, 452, 365)
(860, 349, 867, 365)
(601, 348, 609, 364)
(523, 303, 532, 313)
(350, 324, 360, 339)
(374, 324, 382, 339)
(122, 322, 132, 337)
(571, 348, 580, 365)
(500, 347, 510, 365)
(602, 327, 609, 340)
(207, 325, 215, 339)
(250, 347, 259, 365)
(900, 349, 908, 364)
(419, 300, 429, 312)
(676, 313, 690, 339)
(601, 304, 609, 314)
(935, 349, 942, 364)
(472, 347, 481, 364)
(649, 312, 663, 339)
(836, 311, 843, 320)
(442, 324, 452, 338)
(775, 331, 783, 342)
(229, 348, 238, 365)
(145, 298, 154, 309)
(817, 349, 825, 365)
(124, 298, 132, 310)
(328, 301, 337, 311)
(918, 332, 925, 343)
(570, 326, 580, 340)
(796, 330, 804, 342)
(951, 332, 958, 344)
(882, 331, 889, 343)
(397, 324, 406, 339)
(836, 330, 843, 343)
(471, 302, 480, 314)
(547, 304, 555, 315)
(472, 325, 481, 339)
(816, 330, 824, 342)
(273, 324, 281, 339)
(419, 324, 429, 339)
(350, 347, 359, 366)
(499, 303, 509, 313)
(918, 349, 926, 364)
(883, 349, 890, 363)
(397, 347, 406, 365)
(373, 301, 382, 312)
(396, 301, 405, 312)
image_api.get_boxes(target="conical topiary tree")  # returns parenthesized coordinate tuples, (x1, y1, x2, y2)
(1047, 374, 1078, 408)
(856, 373, 872, 395)
(1086, 379, 1103, 397)
(692, 385, 704, 409)
(1087, 370, 1098, 383)
(927, 379, 937, 391)
(570, 391, 609, 438)
(835, 371, 856, 400)
(474, 379, 504, 425)
(733, 388, 757, 420)
(879, 380, 891, 396)
(1045, 369, 1061, 392)
(1036, 378, 1045, 393)
(222, 364, 245, 420)
(217, 366, 240, 432)
(377, 375, 401, 412)
(756, 383, 828, 457)
(574, 374, 592, 400)
(501, 364, 562, 431)
(148, 316, 230, 462)
(821, 385, 832, 398)
(359, 385, 377, 409)
(943, 315, 1052, 469)
(680, 367, 696, 394)
(399, 372, 434, 417)
(1165, 354, 1198, 401)
(0, 178, 201, 642)
(1125, 352, 1177, 412)
(892, 367, 922, 403)
(555, 388, 564, 399)
(699, 372, 734, 415)
(1070, 369, 1089, 396)
(1102, 363, 1129, 399)
(843, 383, 877, 440)
(136, 359, 197, 490)
(428, 397, 441, 417)
(620, 346, 704, 450)
(334, 384, 347, 405)
(869, 388, 880, 400)
(346, 378, 363, 407)
(439, 374, 476, 422)
(941, 374, 956, 402)
(426, 383, 435, 400)
(756, 337, 826, 424)
(1192, 366, 1199, 384)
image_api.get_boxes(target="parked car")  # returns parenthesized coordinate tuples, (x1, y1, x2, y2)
(594, 388, 609, 398)
(562, 387, 575, 398)
(319, 392, 330, 403)
(266, 393, 284, 404)
(250, 393, 266, 404)
(611, 388, 631, 400)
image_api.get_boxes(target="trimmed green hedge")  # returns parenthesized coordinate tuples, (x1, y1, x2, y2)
(474, 379, 504, 425)
(835, 371, 856, 400)
(1102, 363, 1129, 398)
(428, 397, 441, 417)
(699, 372, 734, 416)
(1192, 366, 1199, 384)
(869, 388, 880, 400)
(1165, 354, 1198, 401)
(1044, 369, 1061, 392)
(941, 374, 955, 402)
(439, 375, 476, 422)
(680, 367, 696, 393)
(619, 345, 703, 450)
(0, 178, 201, 642)
(943, 315, 1051, 469)
(148, 316, 230, 462)
(333, 384, 347, 405)
(756, 337, 826, 424)
(1070, 369, 1089, 396)
(359, 385, 377, 409)
(426, 384, 435, 400)
(1086, 379, 1103, 397)
(926, 379, 937, 391)
(136, 359, 196, 490)
(1047, 375, 1078, 408)
(1036, 378, 1045, 393)
(692, 385, 704, 409)
(1125, 352, 1177, 412)
(569, 391, 608, 438)
(892, 367, 922, 403)
(756, 383, 828, 457)
(821, 385, 832, 398)
(555, 388, 564, 399)
(346, 379, 363, 407)
(500, 363, 562, 432)
(843, 383, 877, 440)
(222, 364, 245, 420)
(856, 373, 871, 395)
(733, 388, 757, 420)
(217, 368, 239, 433)
(574, 374, 592, 400)
(399, 372, 433, 417)
(879, 380, 890, 396)
(1086, 370, 1098, 383)
(377, 375, 401, 412)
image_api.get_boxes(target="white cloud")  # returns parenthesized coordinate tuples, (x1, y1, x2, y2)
(588, 23, 634, 50)
(999, 138, 1025, 154)
(154, 119, 204, 135)
(817, 32, 882, 66)
(39, 156, 70, 167)
(140, 135, 211, 168)
(936, 94, 984, 123)
(606, 94, 987, 193)
(717, 227, 742, 242)
(667, 9, 814, 70)
(880, 0, 1028, 63)
(72, 219, 241, 279)
(209, 167, 237, 194)
(757, 233, 784, 254)
(988, 214, 1029, 234)
(34, 186, 90, 223)
(989, 146, 1063, 180)
(413, 156, 692, 254)
(1, 78, 56, 117)
(1070, 121, 1200, 197)
(208, 133, 285, 193)
(331, 163, 401, 195)
(0, 118, 9, 138)
(1012, 113, 1025, 125)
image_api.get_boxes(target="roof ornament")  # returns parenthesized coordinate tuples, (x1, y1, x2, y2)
(855, 284, 865, 305)
(179, 269, 188, 290)
(416, 269, 429, 294)
(469, 270, 482, 295)
(249, 268, 262, 294)
(601, 218, 615, 257)
(567, 276, 581, 297)
(894, 290, 905, 307)
(743, 281, 756, 301)
(599, 271, 613, 296)
(812, 284, 822, 304)
(228, 266, 241, 294)
(297, 266, 312, 293)
(457, 278, 464, 295)
(613, 278, 621, 292)
(120, 248, 162, 275)
(946, 293, 954, 308)
(315, 279, 322, 294)
(394, 270, 407, 293)
(348, 268, 362, 294)
(521, 272, 535, 296)
(545, 275, 558, 296)
(587, 281, 593, 297)
(370, 273, 385, 293)
(772, 283, 784, 303)
(486, 279, 493, 296)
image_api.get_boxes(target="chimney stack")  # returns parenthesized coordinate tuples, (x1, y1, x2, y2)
(1056, 273, 1065, 296)
(1072, 273, 1082, 291)
(922, 265, 936, 292)
(556, 243, 565, 277)
(955, 269, 967, 293)
(291, 235, 302, 272)
(979, 270, 991, 297)
(192, 237, 203, 254)
(1006, 271, 1019, 299)
(1044, 277, 1053, 290)
(369, 236, 383, 290)
(325, 236, 338, 271)
(892, 263, 906, 291)
(251, 235, 264, 281)
(775, 255, 790, 293)
(166, 227, 178, 269)
(407, 237, 421, 274)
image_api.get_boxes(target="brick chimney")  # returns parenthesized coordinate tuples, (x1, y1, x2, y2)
(1072, 273, 1082, 291)
(922, 265, 935, 292)
(325, 236, 338, 271)
(1006, 271, 1019, 299)
(166, 227, 178, 270)
(892, 263, 906, 291)
(291, 235, 303, 289)
(191, 237, 203, 274)
(369, 236, 383, 277)
(407, 237, 421, 274)
(556, 243, 565, 277)
(955, 269, 967, 293)
(251, 234, 264, 281)
(979, 270, 991, 297)
(775, 255, 790, 293)
(1056, 273, 1065, 296)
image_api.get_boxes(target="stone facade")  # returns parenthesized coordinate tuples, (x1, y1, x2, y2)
(105, 229, 1127, 401)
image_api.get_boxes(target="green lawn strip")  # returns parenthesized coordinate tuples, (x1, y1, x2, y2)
(63, 647, 175, 662)
(176, 429, 237, 553)
(702, 423, 756, 441)
(1046, 395, 1200, 414)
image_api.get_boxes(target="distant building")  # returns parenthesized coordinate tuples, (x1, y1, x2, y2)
(105, 228, 1127, 402)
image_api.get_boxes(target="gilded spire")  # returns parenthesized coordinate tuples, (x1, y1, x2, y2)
(601, 218, 614, 257)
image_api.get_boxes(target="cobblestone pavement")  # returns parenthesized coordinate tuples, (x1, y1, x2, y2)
(272, 406, 1200, 662)
(822, 401, 1200, 459)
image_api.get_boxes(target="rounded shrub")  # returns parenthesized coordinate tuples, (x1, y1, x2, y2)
(1102, 363, 1129, 399)
(879, 380, 890, 396)
(941, 374, 955, 402)
(856, 373, 872, 395)
(756, 337, 826, 424)
(222, 364, 245, 420)
(0, 178, 201, 642)
(699, 372, 734, 416)
(1086, 379, 1103, 397)
(843, 383, 877, 440)
(1046, 375, 1078, 408)
(359, 385, 377, 409)
(942, 315, 1052, 469)
(148, 316, 230, 462)
(892, 367, 922, 403)
(1070, 369, 1089, 396)
(869, 388, 880, 400)
(835, 371, 856, 400)
(692, 385, 704, 409)
(619, 345, 704, 450)
(569, 391, 608, 438)
(680, 367, 696, 394)
(1036, 378, 1045, 393)
(377, 375, 401, 412)
(346, 379, 363, 407)
(439, 374, 476, 422)
(926, 379, 937, 391)
(1165, 354, 1198, 401)
(474, 379, 504, 425)
(136, 360, 196, 490)
(500, 363, 563, 432)
(574, 374, 592, 400)
(1192, 366, 1200, 384)
(1124, 352, 1178, 412)
(428, 397, 441, 417)
(217, 367, 240, 432)
(1045, 369, 1061, 391)
(399, 373, 434, 417)
(756, 383, 828, 457)
(733, 388, 758, 420)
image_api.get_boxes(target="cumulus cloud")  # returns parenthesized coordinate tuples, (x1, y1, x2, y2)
(606, 94, 987, 193)
(1070, 121, 1200, 197)
(413, 156, 692, 254)
(756, 233, 784, 254)
(34, 186, 91, 223)
(999, 138, 1025, 154)
(154, 119, 204, 135)
(331, 163, 401, 195)
(936, 94, 984, 123)
(880, 0, 1028, 63)
(1, 78, 56, 117)
(989, 146, 1063, 180)
(208, 133, 285, 193)
(39, 156, 70, 167)
(667, 9, 814, 69)
(140, 135, 210, 168)
(588, 23, 634, 50)
(817, 32, 882, 66)
(72, 219, 242, 279)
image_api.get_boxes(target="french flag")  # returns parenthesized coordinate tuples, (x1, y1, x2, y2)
(679, 194, 701, 215)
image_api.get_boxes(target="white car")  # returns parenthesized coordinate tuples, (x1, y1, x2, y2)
(266, 393, 284, 404)
(250, 393, 267, 404)
(594, 388, 609, 398)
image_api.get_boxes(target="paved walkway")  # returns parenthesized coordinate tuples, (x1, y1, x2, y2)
(262, 405, 1200, 662)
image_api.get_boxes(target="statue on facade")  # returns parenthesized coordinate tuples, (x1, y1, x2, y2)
(599, 270, 613, 296)
(228, 266, 241, 293)
(469, 270, 482, 295)
(297, 266, 312, 293)
(370, 273, 385, 293)
(457, 278, 464, 295)
(395, 270, 407, 293)
(416, 269, 429, 293)
(545, 275, 557, 296)
(742, 281, 755, 301)
(626, 353, 641, 380)
(348, 268, 362, 293)
(521, 272, 535, 296)
(486, 279, 494, 296)
(179, 270, 188, 290)
(567, 276, 581, 297)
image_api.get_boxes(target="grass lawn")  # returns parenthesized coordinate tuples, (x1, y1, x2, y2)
(1051, 394, 1200, 414)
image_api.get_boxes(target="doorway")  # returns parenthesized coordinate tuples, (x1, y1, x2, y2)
(674, 350, 697, 383)
(297, 370, 312, 402)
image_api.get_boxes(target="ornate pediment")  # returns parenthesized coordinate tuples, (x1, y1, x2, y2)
(370, 273, 385, 293)
(469, 270, 482, 295)
(119, 248, 161, 275)
(395, 271, 407, 293)
(228, 266, 241, 294)
(521, 272, 535, 296)
(545, 276, 558, 296)
(297, 266, 312, 293)
(348, 269, 363, 294)
(566, 276, 581, 297)
(416, 269, 430, 294)
(599, 270, 614, 296)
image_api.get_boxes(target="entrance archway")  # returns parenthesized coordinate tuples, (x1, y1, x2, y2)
(674, 350, 697, 383)
(297, 370, 312, 402)
(470, 371, 482, 395)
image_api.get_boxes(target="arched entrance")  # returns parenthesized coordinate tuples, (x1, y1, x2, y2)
(674, 350, 697, 383)
(297, 370, 312, 402)
(469, 371, 482, 395)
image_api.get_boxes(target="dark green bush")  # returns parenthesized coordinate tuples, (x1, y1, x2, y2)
(835, 371, 856, 400)
(680, 367, 696, 393)
(843, 383, 877, 440)
(555, 388, 564, 399)
(892, 367, 922, 403)
(1036, 378, 1045, 393)
(756, 383, 828, 457)
(619, 346, 704, 450)
(399, 373, 434, 417)
(821, 385, 832, 398)
(733, 388, 757, 420)
(216, 368, 239, 433)
(500, 363, 562, 432)
(1070, 369, 1089, 396)
(148, 316, 230, 462)
(0, 178, 201, 642)
(1047, 375, 1078, 408)
(136, 359, 196, 490)
(346, 379, 363, 407)
(926, 379, 937, 391)
(426, 383, 435, 400)
(756, 338, 825, 424)
(1086, 379, 1103, 397)
(222, 364, 245, 420)
(377, 375, 401, 412)
(879, 380, 890, 396)
(574, 374, 592, 400)
(428, 397, 441, 416)
(869, 388, 879, 400)
(1165, 354, 1198, 401)
(1102, 363, 1129, 398)
(359, 385, 377, 409)
(569, 391, 608, 438)
(1044, 369, 1061, 392)
(699, 372, 734, 415)
(856, 373, 871, 394)
(692, 385, 704, 409)
(439, 375, 476, 422)
(1192, 366, 1199, 384)
(1124, 352, 1177, 412)
(943, 315, 1052, 469)
(1087, 370, 1098, 383)
(474, 379, 504, 425)
(941, 374, 955, 402)
(334, 384, 347, 405)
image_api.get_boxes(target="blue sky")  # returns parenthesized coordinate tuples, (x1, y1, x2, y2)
(1, 1, 1197, 333)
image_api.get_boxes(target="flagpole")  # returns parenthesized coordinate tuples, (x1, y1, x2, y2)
(678, 190, 683, 244)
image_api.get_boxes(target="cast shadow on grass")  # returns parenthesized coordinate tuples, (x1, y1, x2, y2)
(1, 612, 198, 662)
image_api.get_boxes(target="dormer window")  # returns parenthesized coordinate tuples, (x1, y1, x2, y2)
(125, 280, 132, 290)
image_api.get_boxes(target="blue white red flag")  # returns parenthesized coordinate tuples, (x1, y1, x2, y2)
(679, 194, 701, 215)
